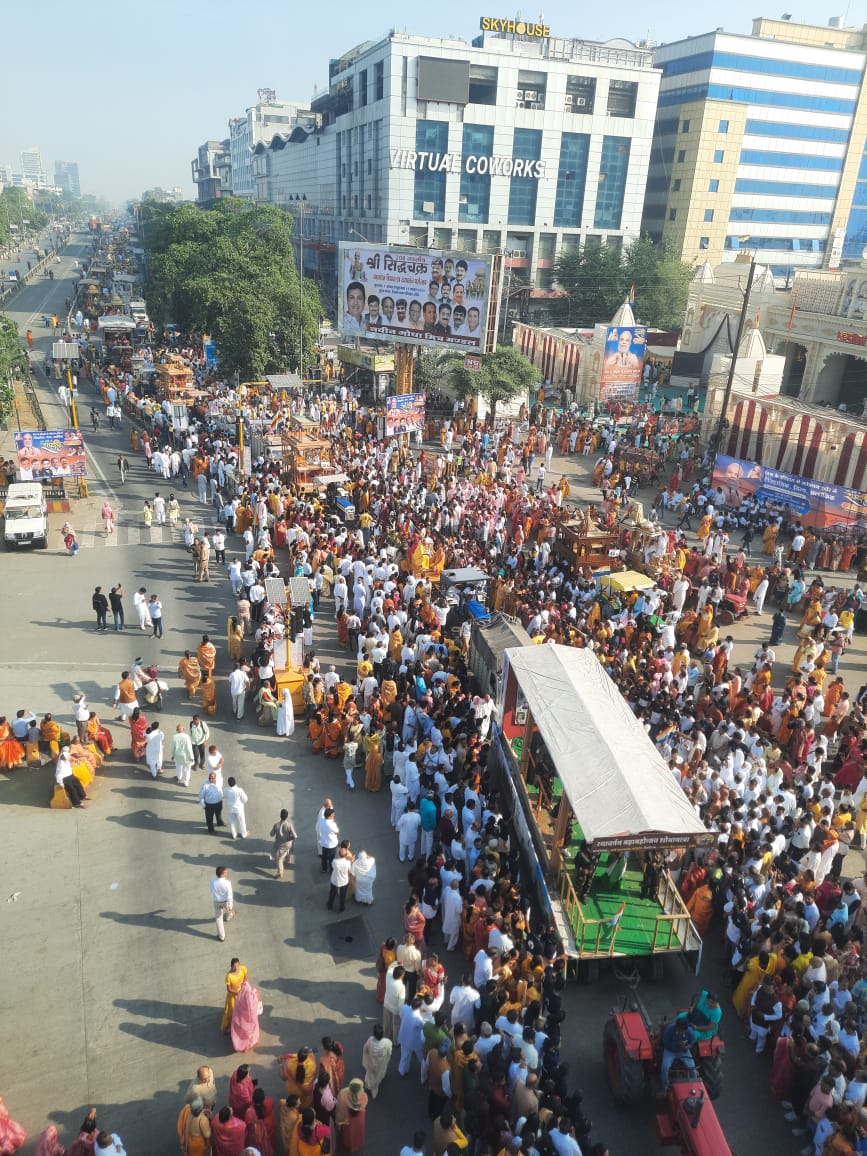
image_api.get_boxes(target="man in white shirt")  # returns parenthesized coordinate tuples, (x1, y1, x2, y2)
(449, 975, 481, 1029)
(317, 807, 340, 873)
(145, 721, 165, 779)
(549, 1116, 583, 1156)
(228, 662, 251, 720)
(397, 804, 422, 862)
(224, 776, 248, 839)
(383, 963, 407, 1041)
(209, 865, 234, 941)
(327, 844, 353, 912)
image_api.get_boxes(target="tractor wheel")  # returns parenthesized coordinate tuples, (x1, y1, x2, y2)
(603, 1018, 644, 1104)
(718, 609, 735, 625)
(700, 1052, 724, 1100)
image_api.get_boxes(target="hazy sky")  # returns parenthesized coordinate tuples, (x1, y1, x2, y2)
(1, 1, 860, 204)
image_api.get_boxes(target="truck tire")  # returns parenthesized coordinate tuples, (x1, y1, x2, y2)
(603, 1017, 644, 1104)
(700, 1053, 723, 1100)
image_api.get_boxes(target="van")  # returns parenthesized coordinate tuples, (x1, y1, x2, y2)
(3, 482, 48, 548)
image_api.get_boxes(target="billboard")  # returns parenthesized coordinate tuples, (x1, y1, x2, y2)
(385, 393, 426, 437)
(338, 243, 493, 353)
(600, 325, 647, 403)
(712, 453, 867, 535)
(14, 429, 87, 480)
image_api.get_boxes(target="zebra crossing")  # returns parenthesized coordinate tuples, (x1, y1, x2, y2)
(72, 522, 184, 549)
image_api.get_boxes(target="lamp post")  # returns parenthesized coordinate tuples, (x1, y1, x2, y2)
(714, 257, 757, 455)
(499, 250, 514, 345)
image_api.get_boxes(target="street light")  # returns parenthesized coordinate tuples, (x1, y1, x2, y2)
(714, 256, 757, 454)
(499, 249, 514, 345)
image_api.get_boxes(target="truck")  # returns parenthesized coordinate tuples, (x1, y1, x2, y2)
(2, 482, 49, 549)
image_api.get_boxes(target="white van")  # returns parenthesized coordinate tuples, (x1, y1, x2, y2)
(3, 482, 48, 548)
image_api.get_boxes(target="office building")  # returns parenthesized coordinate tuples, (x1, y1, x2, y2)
(227, 90, 308, 198)
(253, 27, 661, 307)
(643, 16, 867, 281)
(192, 140, 232, 202)
(54, 160, 81, 198)
(19, 147, 45, 182)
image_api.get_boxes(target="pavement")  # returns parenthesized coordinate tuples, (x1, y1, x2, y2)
(0, 241, 860, 1155)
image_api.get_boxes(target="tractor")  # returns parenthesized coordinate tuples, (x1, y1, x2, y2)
(655, 1078, 732, 1155)
(603, 995, 725, 1103)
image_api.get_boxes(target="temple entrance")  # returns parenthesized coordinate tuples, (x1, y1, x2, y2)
(778, 341, 808, 398)
(814, 352, 867, 411)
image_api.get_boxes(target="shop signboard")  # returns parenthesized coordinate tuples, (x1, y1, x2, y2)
(14, 429, 87, 479)
(338, 242, 494, 354)
(712, 452, 867, 534)
(385, 393, 426, 437)
(599, 325, 646, 403)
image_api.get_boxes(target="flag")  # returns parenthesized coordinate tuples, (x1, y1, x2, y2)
(629, 284, 636, 306)
(609, 901, 626, 929)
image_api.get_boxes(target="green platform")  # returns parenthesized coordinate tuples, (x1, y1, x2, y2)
(568, 864, 687, 957)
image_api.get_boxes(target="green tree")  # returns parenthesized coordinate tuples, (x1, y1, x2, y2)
(443, 344, 536, 425)
(623, 237, 693, 331)
(552, 243, 624, 326)
(143, 199, 320, 378)
(0, 315, 24, 426)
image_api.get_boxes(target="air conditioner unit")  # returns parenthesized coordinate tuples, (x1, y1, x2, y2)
(516, 90, 524, 100)
(531, 102, 543, 110)
(575, 97, 587, 107)
(564, 94, 574, 105)
(524, 90, 538, 101)
(422, 201, 435, 213)
(512, 249, 526, 258)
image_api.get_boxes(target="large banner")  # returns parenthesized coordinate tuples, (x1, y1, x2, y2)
(385, 393, 426, 437)
(15, 429, 87, 480)
(338, 243, 493, 353)
(600, 325, 647, 403)
(712, 453, 867, 534)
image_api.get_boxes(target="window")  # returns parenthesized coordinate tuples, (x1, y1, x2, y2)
(699, 237, 710, 249)
(681, 119, 690, 133)
(704, 208, 714, 222)
(708, 179, 719, 192)
(517, 71, 546, 110)
(669, 208, 677, 221)
(677, 149, 686, 163)
(672, 178, 681, 192)
(718, 119, 729, 133)
(375, 61, 384, 101)
(554, 132, 590, 228)
(468, 64, 497, 105)
(367, 159, 372, 175)
(594, 136, 631, 230)
(508, 128, 542, 225)
(413, 120, 448, 219)
(359, 69, 368, 107)
(713, 150, 724, 163)
(459, 124, 494, 223)
(565, 75, 596, 115)
(607, 80, 637, 119)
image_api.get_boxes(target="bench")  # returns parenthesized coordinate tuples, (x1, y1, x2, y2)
(49, 784, 73, 809)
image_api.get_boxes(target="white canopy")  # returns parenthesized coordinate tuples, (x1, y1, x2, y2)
(504, 645, 707, 850)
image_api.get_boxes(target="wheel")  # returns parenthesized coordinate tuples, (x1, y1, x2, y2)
(35, 536, 47, 549)
(603, 1017, 645, 1104)
(699, 1052, 723, 1100)
(718, 609, 735, 625)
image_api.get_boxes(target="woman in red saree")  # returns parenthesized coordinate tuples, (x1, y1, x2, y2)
(229, 1064, 255, 1117)
(86, 712, 113, 756)
(244, 1087, 276, 1156)
(211, 1106, 247, 1156)
(403, 897, 427, 950)
(0, 1097, 26, 1155)
(129, 708, 148, 760)
(319, 1037, 345, 1097)
(0, 719, 24, 770)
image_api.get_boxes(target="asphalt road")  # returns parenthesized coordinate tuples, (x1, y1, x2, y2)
(0, 242, 848, 1155)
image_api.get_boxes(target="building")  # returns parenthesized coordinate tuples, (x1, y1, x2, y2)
(227, 89, 308, 199)
(643, 16, 867, 283)
(191, 139, 232, 202)
(54, 160, 81, 198)
(254, 27, 662, 308)
(19, 147, 45, 182)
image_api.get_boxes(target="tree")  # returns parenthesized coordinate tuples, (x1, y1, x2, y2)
(143, 199, 321, 379)
(623, 237, 693, 331)
(552, 243, 624, 327)
(0, 315, 24, 426)
(443, 344, 536, 425)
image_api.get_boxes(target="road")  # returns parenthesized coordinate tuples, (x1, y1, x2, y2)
(0, 242, 840, 1155)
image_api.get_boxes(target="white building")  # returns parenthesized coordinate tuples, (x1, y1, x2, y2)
(19, 147, 45, 182)
(253, 28, 661, 309)
(227, 90, 309, 199)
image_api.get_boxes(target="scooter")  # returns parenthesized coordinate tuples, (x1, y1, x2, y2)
(131, 657, 168, 709)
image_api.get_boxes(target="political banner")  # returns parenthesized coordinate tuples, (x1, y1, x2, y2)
(600, 325, 647, 404)
(385, 393, 426, 437)
(338, 243, 493, 353)
(14, 429, 87, 480)
(712, 453, 867, 534)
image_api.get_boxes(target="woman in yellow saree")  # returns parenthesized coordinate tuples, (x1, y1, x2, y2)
(178, 652, 202, 699)
(222, 957, 248, 1034)
(364, 730, 383, 792)
(200, 671, 217, 716)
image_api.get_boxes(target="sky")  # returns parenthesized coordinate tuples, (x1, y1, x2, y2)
(1, 0, 864, 204)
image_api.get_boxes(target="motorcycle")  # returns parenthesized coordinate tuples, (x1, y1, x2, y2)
(131, 657, 168, 709)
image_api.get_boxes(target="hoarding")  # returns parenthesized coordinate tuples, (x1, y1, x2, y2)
(712, 453, 867, 534)
(385, 393, 426, 437)
(599, 325, 646, 404)
(14, 429, 87, 480)
(338, 243, 493, 354)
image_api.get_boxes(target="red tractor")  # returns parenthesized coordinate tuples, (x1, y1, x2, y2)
(603, 999, 725, 1103)
(655, 1079, 732, 1155)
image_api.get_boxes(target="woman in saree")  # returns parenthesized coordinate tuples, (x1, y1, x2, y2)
(296, 1109, 330, 1156)
(375, 938, 397, 1004)
(694, 605, 715, 653)
(229, 1064, 256, 1117)
(312, 1071, 337, 1153)
(364, 729, 383, 792)
(40, 713, 65, 758)
(129, 707, 148, 761)
(279, 1095, 301, 1156)
(280, 1048, 318, 1109)
(336, 608, 349, 650)
(308, 710, 326, 755)
(177, 1097, 212, 1156)
(257, 684, 279, 727)
(211, 1106, 247, 1156)
(228, 618, 245, 663)
(86, 712, 113, 756)
(231, 978, 262, 1053)
(319, 1037, 345, 1098)
(200, 671, 217, 716)
(221, 957, 248, 1034)
(732, 949, 779, 1018)
(0, 718, 24, 770)
(178, 651, 202, 699)
(244, 1087, 275, 1156)
(403, 897, 427, 951)
(69, 737, 101, 777)
(334, 1080, 367, 1155)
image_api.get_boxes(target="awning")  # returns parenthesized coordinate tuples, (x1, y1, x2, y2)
(503, 645, 707, 850)
(266, 373, 303, 391)
(597, 570, 656, 594)
(98, 315, 136, 332)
